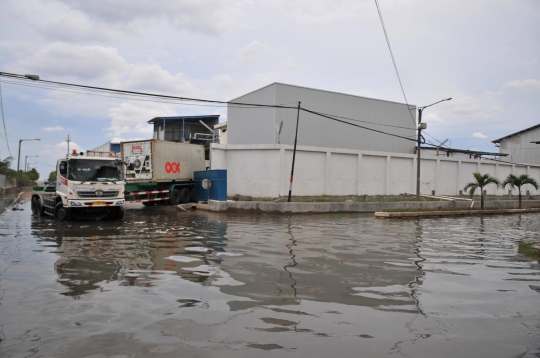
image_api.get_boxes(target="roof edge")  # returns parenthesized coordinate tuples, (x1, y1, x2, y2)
(229, 82, 416, 108)
(492, 123, 540, 143)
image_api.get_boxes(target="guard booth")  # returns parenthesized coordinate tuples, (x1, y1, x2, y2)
(194, 170, 227, 202)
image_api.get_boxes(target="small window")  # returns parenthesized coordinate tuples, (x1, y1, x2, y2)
(59, 161, 67, 175)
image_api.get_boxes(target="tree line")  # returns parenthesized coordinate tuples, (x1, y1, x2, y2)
(0, 157, 41, 188)
(464, 172, 539, 209)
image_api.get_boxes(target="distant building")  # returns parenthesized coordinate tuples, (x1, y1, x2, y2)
(492, 124, 540, 165)
(148, 115, 220, 159)
(214, 122, 228, 144)
(91, 141, 120, 153)
(227, 83, 416, 153)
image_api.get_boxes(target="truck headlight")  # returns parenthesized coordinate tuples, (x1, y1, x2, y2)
(115, 201, 124, 206)
(71, 202, 82, 207)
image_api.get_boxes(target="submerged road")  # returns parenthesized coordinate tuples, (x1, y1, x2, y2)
(0, 199, 539, 357)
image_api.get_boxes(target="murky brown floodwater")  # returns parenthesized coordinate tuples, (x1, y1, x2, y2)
(0, 201, 539, 357)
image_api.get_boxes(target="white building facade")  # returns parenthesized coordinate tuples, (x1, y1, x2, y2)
(493, 124, 540, 165)
(227, 83, 417, 154)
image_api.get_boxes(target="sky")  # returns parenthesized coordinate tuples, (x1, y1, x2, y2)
(0, 0, 539, 179)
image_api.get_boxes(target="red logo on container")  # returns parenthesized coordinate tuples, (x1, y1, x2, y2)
(132, 145, 143, 154)
(165, 162, 180, 173)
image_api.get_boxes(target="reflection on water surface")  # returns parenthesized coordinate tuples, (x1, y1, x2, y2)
(0, 203, 539, 357)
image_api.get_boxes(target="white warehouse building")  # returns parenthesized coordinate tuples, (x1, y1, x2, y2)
(227, 83, 417, 154)
(492, 124, 540, 165)
(211, 83, 540, 198)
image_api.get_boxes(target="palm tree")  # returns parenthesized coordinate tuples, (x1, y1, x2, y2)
(0, 157, 16, 187)
(502, 174, 539, 209)
(463, 172, 500, 210)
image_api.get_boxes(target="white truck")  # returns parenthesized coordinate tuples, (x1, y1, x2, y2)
(31, 150, 125, 221)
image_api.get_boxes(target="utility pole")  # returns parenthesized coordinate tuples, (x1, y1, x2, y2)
(415, 98, 452, 200)
(288, 102, 301, 202)
(416, 108, 423, 201)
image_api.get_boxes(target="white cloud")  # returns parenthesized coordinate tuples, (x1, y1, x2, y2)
(445, 92, 503, 119)
(13, 43, 129, 85)
(107, 102, 177, 136)
(423, 113, 444, 123)
(261, 0, 374, 24)
(42, 126, 64, 131)
(503, 79, 540, 91)
(235, 41, 298, 71)
(472, 132, 488, 139)
(40, 141, 84, 160)
(56, 0, 240, 35)
(123, 65, 195, 95)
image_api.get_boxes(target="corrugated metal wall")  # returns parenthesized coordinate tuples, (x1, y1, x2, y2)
(228, 83, 416, 153)
(499, 126, 540, 165)
(228, 84, 277, 145)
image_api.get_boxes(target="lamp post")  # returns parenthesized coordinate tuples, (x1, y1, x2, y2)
(416, 98, 452, 201)
(25, 155, 39, 173)
(16, 138, 40, 189)
(27, 161, 37, 172)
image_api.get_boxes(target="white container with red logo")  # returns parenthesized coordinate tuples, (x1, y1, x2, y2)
(121, 139, 205, 183)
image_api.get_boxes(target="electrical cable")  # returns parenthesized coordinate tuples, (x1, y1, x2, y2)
(374, 0, 417, 126)
(0, 82, 12, 158)
(0, 78, 274, 110)
(2, 77, 418, 131)
(0, 72, 435, 145)
(31, 158, 55, 167)
(0, 72, 298, 110)
(301, 107, 417, 142)
(297, 108, 416, 131)
(423, 131, 450, 148)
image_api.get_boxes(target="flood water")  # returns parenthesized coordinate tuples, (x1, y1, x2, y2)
(0, 201, 539, 357)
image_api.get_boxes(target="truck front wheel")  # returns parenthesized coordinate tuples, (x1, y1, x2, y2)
(169, 189, 181, 205)
(54, 202, 71, 221)
(108, 206, 124, 220)
(31, 196, 45, 217)
(180, 188, 190, 204)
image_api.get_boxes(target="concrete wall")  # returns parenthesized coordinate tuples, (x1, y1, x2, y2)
(211, 144, 540, 198)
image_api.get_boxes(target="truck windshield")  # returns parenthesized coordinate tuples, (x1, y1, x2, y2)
(68, 159, 123, 182)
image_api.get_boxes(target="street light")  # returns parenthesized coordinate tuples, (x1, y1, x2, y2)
(26, 161, 38, 172)
(25, 155, 39, 173)
(16, 138, 40, 188)
(416, 98, 452, 201)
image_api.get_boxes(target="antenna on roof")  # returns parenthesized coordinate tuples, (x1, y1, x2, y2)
(427, 138, 448, 156)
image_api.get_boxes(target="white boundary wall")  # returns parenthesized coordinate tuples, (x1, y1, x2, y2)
(0, 174, 8, 188)
(211, 144, 540, 198)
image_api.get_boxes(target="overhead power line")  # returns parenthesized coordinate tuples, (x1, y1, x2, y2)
(374, 0, 417, 126)
(0, 82, 12, 158)
(0, 78, 256, 109)
(301, 108, 417, 142)
(1, 75, 417, 132)
(0, 72, 422, 145)
(0, 72, 297, 110)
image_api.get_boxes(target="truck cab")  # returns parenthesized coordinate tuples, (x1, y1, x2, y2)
(32, 151, 125, 221)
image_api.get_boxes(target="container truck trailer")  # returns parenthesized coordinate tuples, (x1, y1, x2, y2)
(31, 150, 125, 221)
(121, 139, 205, 206)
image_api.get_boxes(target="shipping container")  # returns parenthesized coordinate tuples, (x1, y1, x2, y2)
(120, 140, 206, 205)
(121, 139, 205, 183)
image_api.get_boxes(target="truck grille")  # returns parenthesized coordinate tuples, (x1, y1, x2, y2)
(77, 190, 119, 198)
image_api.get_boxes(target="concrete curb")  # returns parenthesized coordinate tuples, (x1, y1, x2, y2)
(188, 200, 540, 214)
(375, 208, 540, 218)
